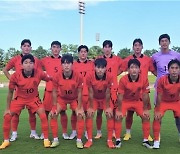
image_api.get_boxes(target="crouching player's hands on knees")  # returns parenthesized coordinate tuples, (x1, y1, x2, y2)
(87, 107, 95, 118)
(49, 105, 58, 118)
(143, 109, 150, 119)
(105, 107, 113, 119)
(76, 107, 85, 118)
(115, 110, 123, 120)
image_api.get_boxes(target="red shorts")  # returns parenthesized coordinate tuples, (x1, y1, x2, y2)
(57, 97, 78, 111)
(43, 90, 53, 111)
(10, 97, 44, 115)
(154, 101, 180, 117)
(87, 99, 114, 111)
(127, 97, 151, 112)
(120, 101, 144, 117)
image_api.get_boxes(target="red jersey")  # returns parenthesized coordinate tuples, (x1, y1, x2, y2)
(121, 54, 155, 78)
(118, 74, 150, 102)
(6, 54, 41, 72)
(98, 54, 122, 88)
(157, 75, 180, 102)
(53, 71, 83, 100)
(86, 72, 113, 100)
(73, 59, 94, 95)
(9, 69, 50, 101)
(41, 56, 62, 91)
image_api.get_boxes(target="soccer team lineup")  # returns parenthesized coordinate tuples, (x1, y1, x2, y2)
(0, 33, 180, 151)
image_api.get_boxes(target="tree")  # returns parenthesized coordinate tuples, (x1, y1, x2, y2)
(0, 48, 5, 70)
(4, 48, 21, 65)
(31, 46, 50, 59)
(117, 48, 132, 59)
(88, 46, 103, 59)
(172, 46, 180, 53)
(143, 49, 157, 57)
(61, 44, 78, 59)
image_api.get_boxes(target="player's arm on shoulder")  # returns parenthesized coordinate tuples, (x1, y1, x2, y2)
(41, 70, 52, 82)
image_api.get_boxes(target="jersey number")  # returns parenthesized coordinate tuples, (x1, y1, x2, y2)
(80, 71, 87, 77)
(108, 68, 111, 72)
(54, 67, 58, 73)
(26, 88, 34, 94)
(65, 90, 73, 94)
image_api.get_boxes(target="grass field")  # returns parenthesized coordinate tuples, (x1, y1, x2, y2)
(0, 87, 179, 154)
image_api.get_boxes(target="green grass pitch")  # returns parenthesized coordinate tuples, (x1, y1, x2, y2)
(0, 87, 179, 154)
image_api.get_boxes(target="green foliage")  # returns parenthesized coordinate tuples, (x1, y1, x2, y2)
(144, 49, 157, 57)
(117, 48, 133, 59)
(88, 46, 103, 59)
(31, 46, 51, 59)
(172, 46, 180, 53)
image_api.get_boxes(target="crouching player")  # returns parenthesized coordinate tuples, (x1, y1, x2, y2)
(49, 54, 84, 148)
(0, 54, 51, 150)
(84, 58, 115, 148)
(115, 59, 152, 149)
(153, 59, 180, 149)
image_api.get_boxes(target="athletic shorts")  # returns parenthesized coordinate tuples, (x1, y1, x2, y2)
(154, 101, 180, 117)
(57, 97, 78, 111)
(10, 97, 44, 115)
(120, 101, 144, 117)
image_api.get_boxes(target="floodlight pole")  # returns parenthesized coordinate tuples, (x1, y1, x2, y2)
(79, 0, 85, 45)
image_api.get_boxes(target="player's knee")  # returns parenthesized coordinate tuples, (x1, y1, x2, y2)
(36, 108, 45, 115)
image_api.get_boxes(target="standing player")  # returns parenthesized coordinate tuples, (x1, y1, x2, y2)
(67, 45, 94, 140)
(0, 54, 51, 149)
(2, 39, 41, 141)
(121, 38, 156, 141)
(115, 59, 152, 149)
(152, 34, 180, 141)
(153, 59, 180, 149)
(40, 41, 62, 139)
(95, 40, 122, 139)
(49, 54, 84, 148)
(85, 58, 115, 148)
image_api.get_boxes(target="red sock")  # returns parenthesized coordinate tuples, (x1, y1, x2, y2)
(77, 119, 84, 139)
(60, 113, 68, 133)
(142, 121, 150, 139)
(107, 118, 114, 140)
(126, 111, 134, 130)
(28, 110, 36, 130)
(39, 113, 48, 139)
(3, 114, 12, 140)
(86, 118, 93, 139)
(96, 115, 102, 130)
(71, 113, 77, 130)
(50, 118, 58, 138)
(11, 114, 19, 132)
(153, 120, 161, 141)
(115, 120, 122, 139)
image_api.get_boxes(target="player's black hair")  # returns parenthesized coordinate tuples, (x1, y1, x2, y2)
(21, 39, 31, 46)
(61, 54, 73, 64)
(159, 34, 170, 43)
(168, 59, 180, 69)
(51, 41, 61, 47)
(94, 58, 107, 68)
(133, 38, 143, 46)
(128, 59, 141, 68)
(103, 40, 113, 48)
(21, 54, 35, 64)
(78, 45, 89, 52)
